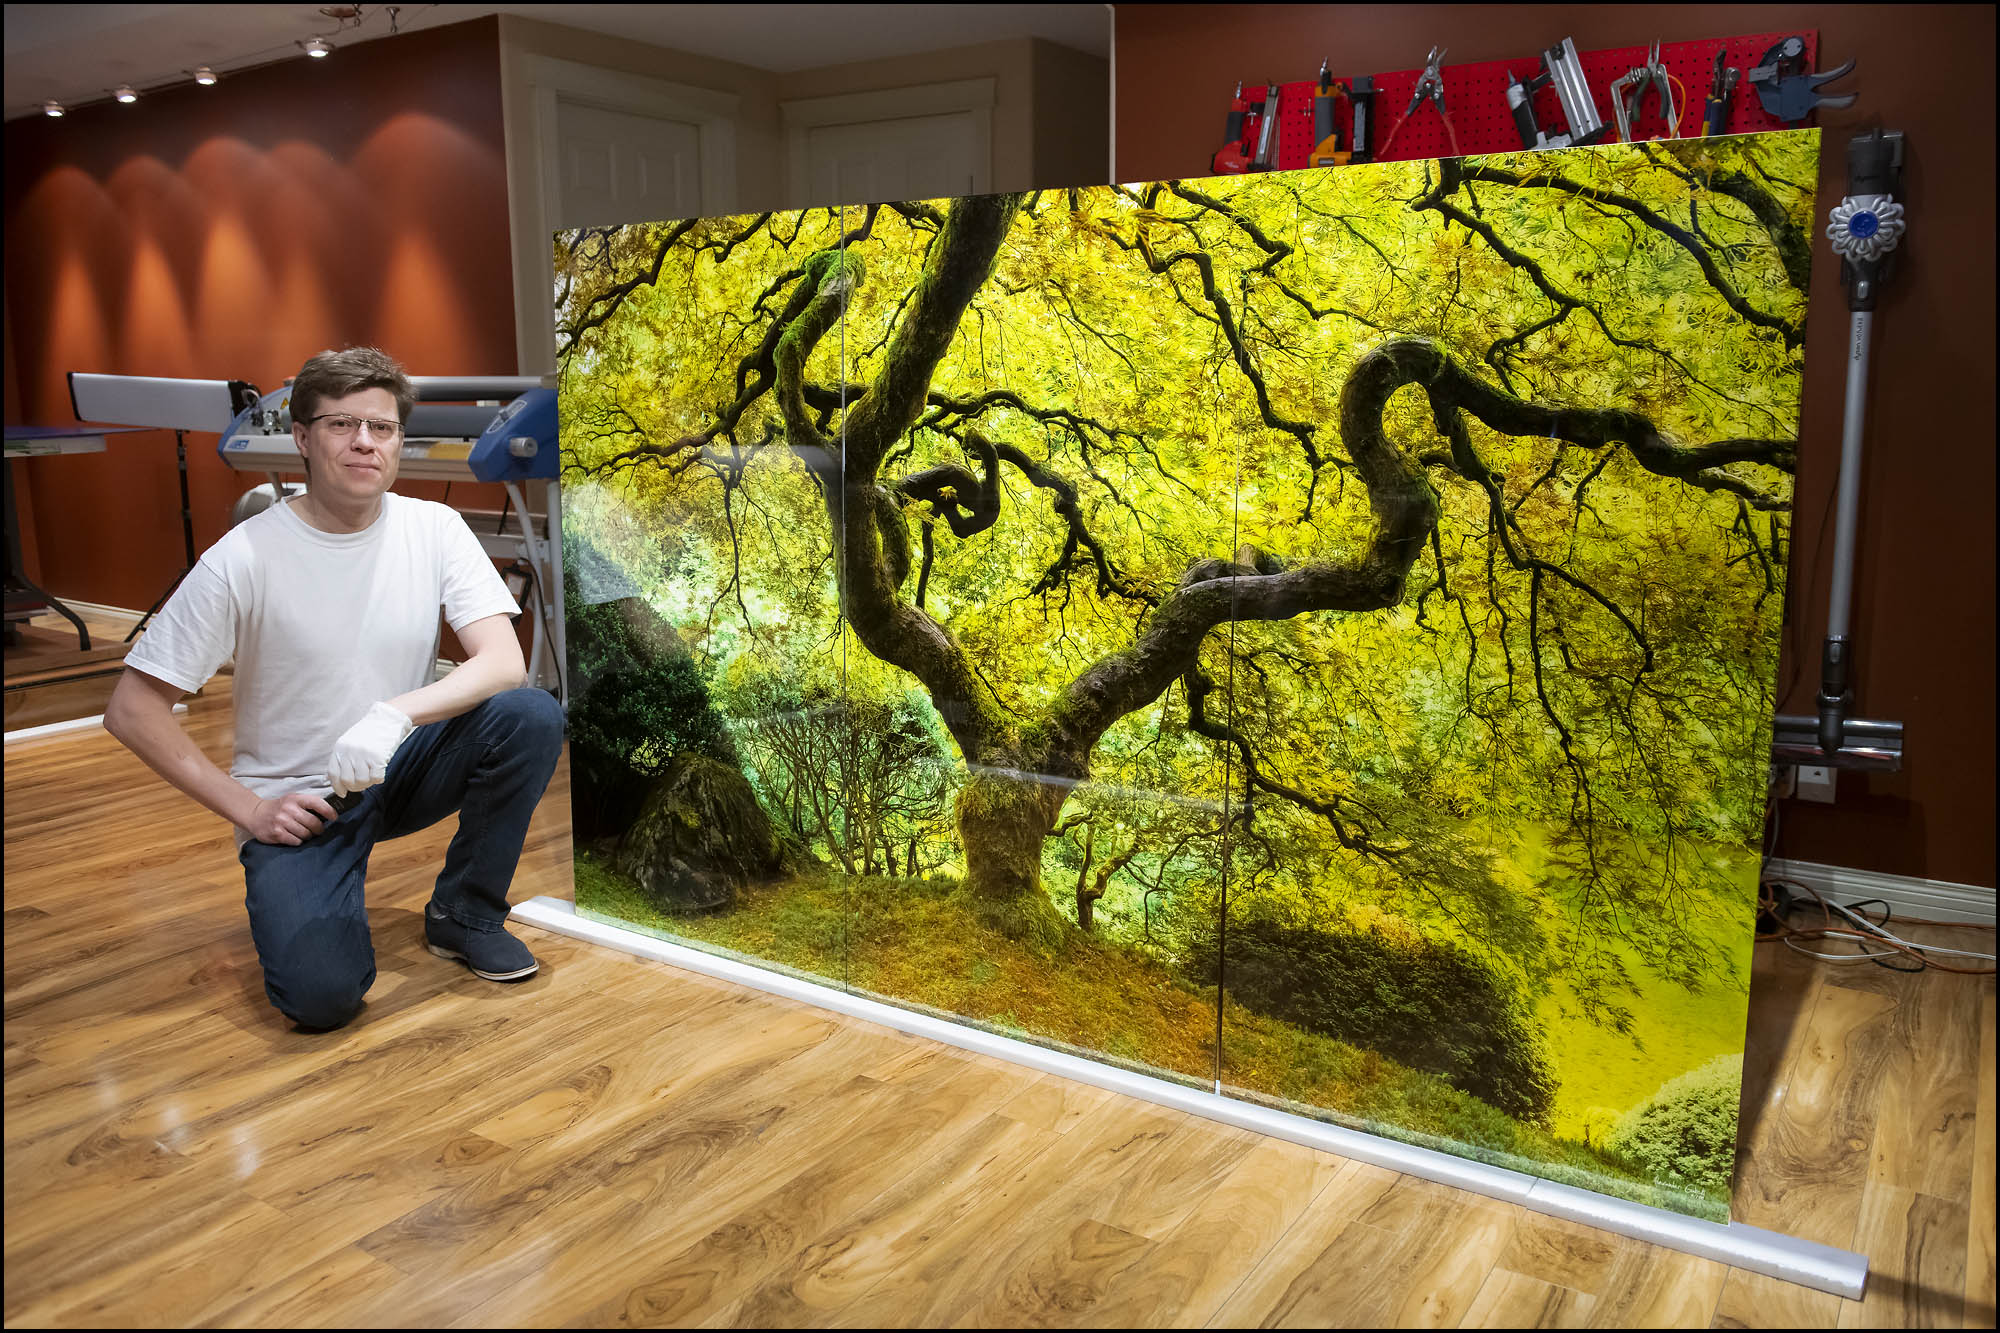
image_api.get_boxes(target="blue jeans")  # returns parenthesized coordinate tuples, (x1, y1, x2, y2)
(237, 688, 565, 1031)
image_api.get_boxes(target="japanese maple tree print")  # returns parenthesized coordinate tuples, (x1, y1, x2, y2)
(557, 131, 1817, 1219)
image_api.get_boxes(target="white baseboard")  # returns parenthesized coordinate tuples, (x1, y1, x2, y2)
(1766, 858, 1995, 927)
(42, 598, 144, 627)
(512, 895, 1869, 1299)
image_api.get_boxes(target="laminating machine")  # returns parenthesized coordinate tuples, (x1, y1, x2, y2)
(65, 372, 567, 701)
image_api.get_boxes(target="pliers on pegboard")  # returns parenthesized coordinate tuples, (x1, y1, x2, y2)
(1378, 46, 1459, 159)
(1611, 41, 1682, 141)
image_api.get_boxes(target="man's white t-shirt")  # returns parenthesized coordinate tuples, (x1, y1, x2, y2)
(125, 494, 520, 845)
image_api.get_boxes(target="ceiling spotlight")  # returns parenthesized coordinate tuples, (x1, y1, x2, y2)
(302, 37, 333, 58)
(115, 86, 138, 103)
(193, 66, 218, 86)
(43, 100, 64, 117)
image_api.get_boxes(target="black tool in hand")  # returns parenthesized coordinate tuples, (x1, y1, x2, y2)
(329, 789, 364, 816)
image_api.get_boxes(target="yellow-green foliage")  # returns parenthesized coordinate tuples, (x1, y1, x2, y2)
(1605, 1053, 1746, 1197)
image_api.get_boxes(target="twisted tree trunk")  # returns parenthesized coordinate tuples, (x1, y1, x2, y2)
(954, 765, 1069, 944)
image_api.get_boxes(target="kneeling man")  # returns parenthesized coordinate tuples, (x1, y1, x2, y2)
(107, 347, 564, 1031)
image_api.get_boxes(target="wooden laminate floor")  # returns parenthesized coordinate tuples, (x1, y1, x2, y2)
(4, 673, 1994, 1328)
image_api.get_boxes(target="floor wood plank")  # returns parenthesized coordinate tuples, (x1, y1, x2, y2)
(1460, 1268, 1597, 1329)
(1966, 983, 1997, 1329)
(1083, 1135, 1348, 1328)
(1869, 966, 1984, 1201)
(1496, 1212, 1638, 1297)
(1711, 1267, 1847, 1329)
(824, 1103, 1192, 1328)
(1581, 1246, 1730, 1327)
(1837, 1180, 1968, 1329)
(1729, 982, 1899, 1251)
(704, 1111, 1064, 1327)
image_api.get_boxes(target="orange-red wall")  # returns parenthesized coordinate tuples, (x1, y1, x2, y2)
(3, 16, 516, 612)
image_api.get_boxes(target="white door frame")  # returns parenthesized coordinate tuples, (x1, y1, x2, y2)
(779, 76, 994, 208)
(507, 53, 739, 375)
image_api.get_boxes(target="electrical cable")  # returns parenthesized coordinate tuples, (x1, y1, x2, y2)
(1822, 897, 1997, 961)
(1756, 874, 1996, 974)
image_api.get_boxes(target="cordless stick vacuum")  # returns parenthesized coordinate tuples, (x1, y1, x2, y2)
(1773, 129, 1907, 772)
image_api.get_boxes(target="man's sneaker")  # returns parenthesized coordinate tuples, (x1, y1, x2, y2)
(424, 904, 539, 981)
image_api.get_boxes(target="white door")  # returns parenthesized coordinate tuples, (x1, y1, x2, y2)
(555, 99, 703, 229)
(803, 111, 982, 206)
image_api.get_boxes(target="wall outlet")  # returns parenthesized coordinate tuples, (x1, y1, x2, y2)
(1796, 764, 1837, 804)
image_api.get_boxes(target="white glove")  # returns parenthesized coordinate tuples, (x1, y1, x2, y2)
(328, 701, 415, 797)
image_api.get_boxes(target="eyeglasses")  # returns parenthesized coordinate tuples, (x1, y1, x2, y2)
(304, 413, 404, 441)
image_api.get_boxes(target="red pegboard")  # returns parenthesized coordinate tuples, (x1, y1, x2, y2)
(1236, 31, 1820, 171)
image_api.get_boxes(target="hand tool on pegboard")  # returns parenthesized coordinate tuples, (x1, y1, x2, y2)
(1745, 35, 1856, 124)
(1212, 82, 1256, 174)
(1378, 46, 1458, 159)
(1310, 64, 1378, 166)
(1311, 63, 1351, 166)
(1703, 49, 1740, 137)
(1347, 76, 1376, 162)
(1609, 41, 1684, 141)
(1247, 82, 1283, 170)
(1504, 37, 1612, 151)
(1212, 82, 1283, 174)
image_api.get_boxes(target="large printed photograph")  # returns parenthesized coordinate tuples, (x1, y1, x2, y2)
(556, 131, 1817, 1219)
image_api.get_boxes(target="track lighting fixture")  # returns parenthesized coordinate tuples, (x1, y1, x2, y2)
(32, 13, 363, 118)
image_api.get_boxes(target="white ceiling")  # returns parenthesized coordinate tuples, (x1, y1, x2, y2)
(2, 3, 1112, 119)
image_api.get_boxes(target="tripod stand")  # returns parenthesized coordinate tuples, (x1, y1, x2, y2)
(126, 429, 197, 643)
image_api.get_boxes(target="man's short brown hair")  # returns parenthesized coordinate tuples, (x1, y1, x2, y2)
(291, 347, 415, 425)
